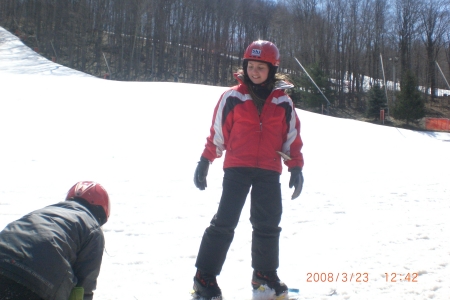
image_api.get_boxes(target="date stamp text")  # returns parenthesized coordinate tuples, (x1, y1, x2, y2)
(306, 272, 369, 282)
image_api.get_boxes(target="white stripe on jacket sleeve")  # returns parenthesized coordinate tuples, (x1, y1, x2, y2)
(211, 89, 248, 157)
(272, 94, 298, 155)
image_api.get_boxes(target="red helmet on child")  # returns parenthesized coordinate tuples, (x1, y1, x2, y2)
(66, 181, 110, 221)
(243, 40, 280, 66)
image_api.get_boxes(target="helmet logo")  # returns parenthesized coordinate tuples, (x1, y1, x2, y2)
(251, 49, 261, 57)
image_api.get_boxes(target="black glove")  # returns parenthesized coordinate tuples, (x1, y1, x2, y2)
(289, 167, 303, 200)
(194, 156, 210, 190)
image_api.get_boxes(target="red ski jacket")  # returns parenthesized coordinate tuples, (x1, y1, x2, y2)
(201, 75, 304, 174)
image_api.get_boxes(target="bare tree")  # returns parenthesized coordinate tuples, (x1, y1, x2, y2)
(394, 0, 421, 76)
(370, 0, 388, 82)
(1, 0, 450, 99)
(418, 0, 450, 101)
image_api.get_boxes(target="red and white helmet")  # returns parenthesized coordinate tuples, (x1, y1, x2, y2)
(66, 181, 110, 221)
(243, 40, 280, 66)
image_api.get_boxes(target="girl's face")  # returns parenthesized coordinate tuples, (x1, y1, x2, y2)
(247, 60, 269, 84)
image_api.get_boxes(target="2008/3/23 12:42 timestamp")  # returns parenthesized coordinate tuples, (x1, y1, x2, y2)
(385, 273, 418, 282)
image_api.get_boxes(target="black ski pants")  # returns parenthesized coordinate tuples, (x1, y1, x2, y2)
(195, 167, 282, 275)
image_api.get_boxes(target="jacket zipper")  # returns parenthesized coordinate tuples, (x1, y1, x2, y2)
(257, 121, 263, 167)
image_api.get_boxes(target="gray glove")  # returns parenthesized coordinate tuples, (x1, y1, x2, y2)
(289, 167, 303, 200)
(194, 156, 210, 190)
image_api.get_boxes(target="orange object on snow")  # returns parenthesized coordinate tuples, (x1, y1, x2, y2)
(425, 118, 450, 131)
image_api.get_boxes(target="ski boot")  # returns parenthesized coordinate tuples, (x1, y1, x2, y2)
(193, 269, 222, 300)
(252, 270, 288, 296)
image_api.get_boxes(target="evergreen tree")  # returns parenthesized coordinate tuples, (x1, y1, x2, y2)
(366, 84, 387, 119)
(393, 70, 425, 124)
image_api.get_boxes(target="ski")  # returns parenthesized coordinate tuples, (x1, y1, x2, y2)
(190, 287, 299, 300)
(285, 288, 300, 300)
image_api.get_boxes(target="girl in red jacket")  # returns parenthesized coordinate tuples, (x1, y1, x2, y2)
(193, 40, 304, 300)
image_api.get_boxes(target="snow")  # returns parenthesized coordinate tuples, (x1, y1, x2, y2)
(1, 26, 450, 300)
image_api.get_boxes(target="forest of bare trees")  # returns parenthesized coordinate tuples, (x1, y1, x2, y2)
(1, 0, 450, 110)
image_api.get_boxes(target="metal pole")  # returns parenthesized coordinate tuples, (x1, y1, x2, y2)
(102, 52, 112, 79)
(50, 41, 57, 61)
(294, 57, 331, 113)
(380, 53, 389, 117)
(436, 61, 450, 90)
(392, 61, 396, 103)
